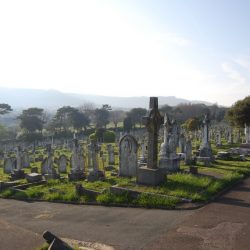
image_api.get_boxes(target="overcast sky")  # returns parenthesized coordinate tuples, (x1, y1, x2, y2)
(0, 0, 250, 106)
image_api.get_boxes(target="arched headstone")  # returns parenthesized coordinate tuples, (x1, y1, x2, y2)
(119, 135, 138, 177)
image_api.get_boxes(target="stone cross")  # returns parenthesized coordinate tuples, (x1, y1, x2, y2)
(142, 97, 163, 169)
(16, 146, 22, 171)
(202, 114, 209, 146)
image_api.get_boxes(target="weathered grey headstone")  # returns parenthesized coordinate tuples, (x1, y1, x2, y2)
(159, 114, 180, 172)
(185, 139, 193, 165)
(22, 151, 30, 168)
(68, 139, 85, 181)
(137, 97, 165, 185)
(41, 144, 59, 179)
(107, 144, 115, 165)
(58, 155, 67, 173)
(119, 135, 138, 177)
(199, 114, 214, 161)
(87, 139, 104, 181)
(3, 158, 15, 174)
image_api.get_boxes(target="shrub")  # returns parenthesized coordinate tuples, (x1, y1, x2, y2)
(103, 130, 115, 143)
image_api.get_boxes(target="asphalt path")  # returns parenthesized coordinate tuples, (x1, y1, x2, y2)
(0, 199, 193, 250)
(1, 177, 250, 250)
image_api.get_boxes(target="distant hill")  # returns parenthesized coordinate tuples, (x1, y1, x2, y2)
(0, 87, 212, 110)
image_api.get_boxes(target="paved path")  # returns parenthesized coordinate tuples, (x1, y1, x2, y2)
(0, 178, 250, 250)
(0, 200, 193, 250)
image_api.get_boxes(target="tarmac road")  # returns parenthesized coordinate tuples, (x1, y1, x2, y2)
(0, 178, 250, 250)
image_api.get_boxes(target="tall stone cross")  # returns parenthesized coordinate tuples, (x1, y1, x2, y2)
(143, 97, 164, 169)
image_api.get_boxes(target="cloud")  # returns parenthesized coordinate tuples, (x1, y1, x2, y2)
(235, 57, 250, 70)
(221, 62, 246, 84)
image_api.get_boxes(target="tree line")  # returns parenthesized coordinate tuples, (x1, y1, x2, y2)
(1, 97, 249, 141)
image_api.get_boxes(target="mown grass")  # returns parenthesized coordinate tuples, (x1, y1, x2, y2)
(0, 142, 249, 208)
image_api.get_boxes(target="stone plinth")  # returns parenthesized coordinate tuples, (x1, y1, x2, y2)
(137, 166, 166, 186)
(26, 173, 43, 183)
(68, 171, 85, 181)
(10, 169, 25, 180)
(159, 157, 180, 173)
(87, 170, 104, 182)
(44, 173, 60, 180)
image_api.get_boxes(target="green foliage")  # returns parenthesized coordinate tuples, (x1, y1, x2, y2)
(123, 116, 133, 132)
(126, 108, 147, 128)
(0, 103, 12, 115)
(18, 107, 45, 133)
(94, 106, 110, 128)
(103, 130, 115, 143)
(227, 95, 250, 127)
(183, 117, 201, 131)
(135, 193, 179, 208)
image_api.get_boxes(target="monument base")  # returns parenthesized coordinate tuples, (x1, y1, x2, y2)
(68, 171, 85, 181)
(26, 173, 43, 183)
(44, 173, 60, 180)
(137, 166, 166, 186)
(159, 157, 180, 173)
(87, 170, 105, 182)
(11, 169, 25, 180)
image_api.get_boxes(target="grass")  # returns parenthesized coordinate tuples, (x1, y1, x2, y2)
(0, 142, 250, 209)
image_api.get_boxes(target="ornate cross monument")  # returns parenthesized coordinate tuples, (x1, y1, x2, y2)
(137, 97, 165, 185)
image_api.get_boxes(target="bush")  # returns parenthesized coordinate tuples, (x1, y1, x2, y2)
(89, 130, 115, 143)
(103, 130, 115, 143)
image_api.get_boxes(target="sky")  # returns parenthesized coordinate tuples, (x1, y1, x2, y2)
(0, 0, 250, 106)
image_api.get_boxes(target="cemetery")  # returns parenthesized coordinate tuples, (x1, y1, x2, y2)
(0, 97, 250, 210)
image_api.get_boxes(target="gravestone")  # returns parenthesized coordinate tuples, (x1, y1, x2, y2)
(119, 134, 138, 177)
(11, 146, 25, 179)
(58, 154, 67, 173)
(159, 114, 180, 172)
(138, 140, 147, 166)
(137, 97, 165, 185)
(3, 157, 15, 174)
(198, 114, 214, 161)
(107, 144, 115, 165)
(87, 139, 104, 182)
(185, 139, 193, 165)
(22, 151, 30, 168)
(68, 139, 85, 181)
(41, 144, 59, 179)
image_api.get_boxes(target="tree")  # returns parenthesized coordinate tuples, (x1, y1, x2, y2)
(71, 110, 90, 132)
(123, 116, 133, 133)
(54, 106, 76, 131)
(94, 104, 111, 128)
(127, 108, 147, 128)
(226, 96, 250, 127)
(183, 117, 201, 132)
(0, 103, 12, 115)
(110, 110, 126, 129)
(18, 108, 44, 133)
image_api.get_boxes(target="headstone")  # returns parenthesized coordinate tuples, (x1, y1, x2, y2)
(138, 141, 147, 166)
(87, 140, 104, 182)
(58, 154, 67, 173)
(119, 134, 138, 177)
(107, 144, 115, 165)
(3, 158, 15, 174)
(245, 124, 250, 143)
(11, 146, 25, 180)
(137, 97, 165, 185)
(159, 114, 180, 172)
(41, 144, 59, 179)
(68, 139, 85, 181)
(185, 139, 193, 165)
(198, 114, 214, 161)
(22, 151, 30, 168)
